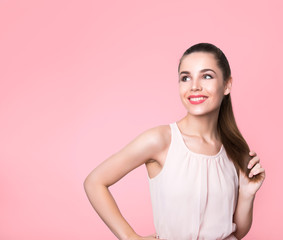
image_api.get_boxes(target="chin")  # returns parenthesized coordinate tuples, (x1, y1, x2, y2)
(187, 111, 209, 116)
(184, 106, 220, 116)
(181, 101, 221, 116)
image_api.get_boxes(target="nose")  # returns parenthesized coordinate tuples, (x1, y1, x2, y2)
(191, 78, 202, 91)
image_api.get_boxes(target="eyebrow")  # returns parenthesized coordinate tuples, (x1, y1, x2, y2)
(179, 68, 217, 75)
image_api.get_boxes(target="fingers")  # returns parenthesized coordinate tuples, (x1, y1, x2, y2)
(248, 152, 260, 169)
(153, 233, 166, 239)
(249, 150, 257, 157)
(247, 151, 265, 178)
(248, 162, 265, 178)
(144, 233, 167, 240)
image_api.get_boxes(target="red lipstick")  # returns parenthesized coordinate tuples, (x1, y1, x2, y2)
(188, 95, 208, 104)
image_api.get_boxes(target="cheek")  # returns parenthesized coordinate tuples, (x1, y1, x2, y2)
(206, 83, 225, 97)
(213, 89, 225, 104)
(179, 84, 189, 95)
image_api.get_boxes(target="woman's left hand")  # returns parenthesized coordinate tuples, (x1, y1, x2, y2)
(239, 150, 266, 198)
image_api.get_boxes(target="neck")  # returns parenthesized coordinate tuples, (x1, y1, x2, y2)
(179, 109, 220, 143)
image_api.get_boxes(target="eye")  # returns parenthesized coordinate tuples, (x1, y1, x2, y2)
(181, 76, 191, 82)
(203, 74, 213, 79)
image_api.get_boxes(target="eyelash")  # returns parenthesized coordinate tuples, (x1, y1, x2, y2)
(181, 74, 213, 82)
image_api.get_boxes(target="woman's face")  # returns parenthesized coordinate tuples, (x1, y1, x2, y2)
(178, 51, 231, 116)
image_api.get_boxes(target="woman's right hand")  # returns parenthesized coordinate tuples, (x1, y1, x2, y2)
(135, 233, 166, 240)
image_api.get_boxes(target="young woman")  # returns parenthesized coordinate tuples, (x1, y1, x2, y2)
(84, 43, 265, 240)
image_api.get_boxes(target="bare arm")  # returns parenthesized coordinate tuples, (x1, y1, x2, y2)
(233, 151, 265, 239)
(84, 126, 167, 240)
(233, 190, 255, 239)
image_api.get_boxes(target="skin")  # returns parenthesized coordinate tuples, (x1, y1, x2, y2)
(234, 151, 265, 239)
(177, 52, 231, 154)
(178, 52, 266, 239)
(84, 52, 265, 240)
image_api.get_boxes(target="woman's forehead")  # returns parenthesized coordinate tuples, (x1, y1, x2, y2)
(179, 52, 219, 72)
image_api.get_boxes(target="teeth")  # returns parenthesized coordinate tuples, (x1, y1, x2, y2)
(190, 97, 206, 101)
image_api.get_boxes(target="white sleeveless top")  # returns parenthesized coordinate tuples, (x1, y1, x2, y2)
(147, 122, 239, 240)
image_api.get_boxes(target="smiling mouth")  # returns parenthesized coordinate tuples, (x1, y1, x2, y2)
(188, 96, 208, 104)
(189, 96, 207, 101)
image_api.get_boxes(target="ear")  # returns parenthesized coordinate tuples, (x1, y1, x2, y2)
(224, 77, 232, 95)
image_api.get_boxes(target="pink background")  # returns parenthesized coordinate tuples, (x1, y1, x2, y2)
(1, 0, 282, 239)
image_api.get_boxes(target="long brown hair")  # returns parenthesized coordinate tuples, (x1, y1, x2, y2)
(178, 43, 260, 181)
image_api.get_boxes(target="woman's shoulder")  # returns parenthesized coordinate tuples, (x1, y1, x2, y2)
(143, 123, 171, 150)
